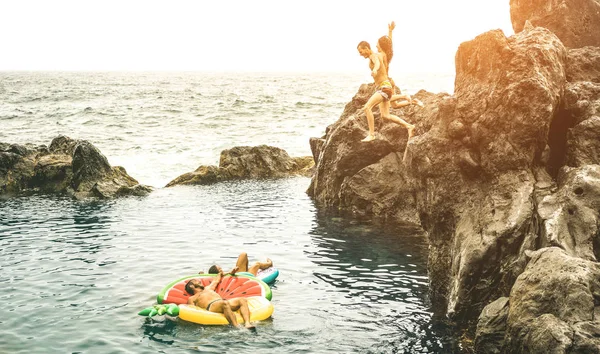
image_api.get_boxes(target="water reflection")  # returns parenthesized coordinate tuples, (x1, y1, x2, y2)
(307, 211, 459, 352)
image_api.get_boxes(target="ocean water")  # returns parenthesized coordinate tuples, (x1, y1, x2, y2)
(0, 71, 457, 353)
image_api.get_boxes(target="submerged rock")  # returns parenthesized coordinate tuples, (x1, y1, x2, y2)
(0, 135, 152, 199)
(166, 145, 314, 187)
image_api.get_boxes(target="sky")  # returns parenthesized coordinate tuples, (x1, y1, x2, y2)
(0, 0, 515, 74)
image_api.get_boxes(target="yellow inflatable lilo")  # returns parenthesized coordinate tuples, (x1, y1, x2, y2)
(178, 296, 273, 325)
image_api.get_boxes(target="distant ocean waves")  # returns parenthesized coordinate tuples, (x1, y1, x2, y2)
(0, 71, 453, 187)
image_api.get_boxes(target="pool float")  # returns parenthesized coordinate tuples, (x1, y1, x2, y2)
(138, 303, 179, 317)
(157, 273, 272, 305)
(237, 267, 279, 285)
(178, 296, 273, 325)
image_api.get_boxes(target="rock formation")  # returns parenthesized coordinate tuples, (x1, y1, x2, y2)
(166, 145, 314, 187)
(308, 2, 600, 352)
(510, 0, 600, 48)
(0, 135, 152, 199)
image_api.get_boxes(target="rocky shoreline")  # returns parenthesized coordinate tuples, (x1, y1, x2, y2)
(308, 0, 600, 352)
(0, 135, 153, 199)
(2, 1, 599, 352)
(0, 137, 314, 199)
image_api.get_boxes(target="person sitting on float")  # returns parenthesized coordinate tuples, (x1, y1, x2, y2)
(184, 270, 255, 329)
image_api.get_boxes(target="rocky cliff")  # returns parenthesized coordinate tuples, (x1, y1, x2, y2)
(308, 4, 600, 352)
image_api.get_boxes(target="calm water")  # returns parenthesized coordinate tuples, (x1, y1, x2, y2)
(0, 72, 456, 353)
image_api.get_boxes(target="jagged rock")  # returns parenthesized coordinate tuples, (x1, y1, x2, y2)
(0, 136, 152, 199)
(504, 247, 600, 352)
(413, 26, 566, 324)
(307, 81, 441, 219)
(166, 145, 313, 187)
(537, 165, 600, 261)
(566, 46, 600, 83)
(566, 116, 600, 167)
(309, 23, 578, 341)
(475, 297, 509, 354)
(340, 152, 419, 224)
(510, 0, 600, 48)
(309, 137, 325, 165)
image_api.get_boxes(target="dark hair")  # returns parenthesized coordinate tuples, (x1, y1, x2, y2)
(378, 36, 393, 65)
(185, 280, 196, 295)
(357, 41, 371, 50)
(208, 265, 219, 274)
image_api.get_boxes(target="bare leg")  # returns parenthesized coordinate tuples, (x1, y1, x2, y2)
(381, 101, 415, 132)
(248, 258, 273, 276)
(390, 94, 412, 109)
(235, 253, 250, 273)
(229, 298, 254, 329)
(361, 92, 384, 142)
(213, 300, 239, 327)
(381, 100, 414, 162)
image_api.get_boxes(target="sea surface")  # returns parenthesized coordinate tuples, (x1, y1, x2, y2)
(0, 71, 457, 353)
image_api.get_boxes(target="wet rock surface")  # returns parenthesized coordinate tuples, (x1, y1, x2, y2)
(0, 136, 152, 199)
(166, 145, 314, 187)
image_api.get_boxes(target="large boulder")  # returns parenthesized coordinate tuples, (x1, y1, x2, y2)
(410, 25, 566, 323)
(510, 0, 600, 48)
(166, 145, 313, 187)
(505, 247, 600, 353)
(0, 136, 152, 199)
(558, 47, 600, 169)
(537, 165, 600, 261)
(307, 81, 442, 222)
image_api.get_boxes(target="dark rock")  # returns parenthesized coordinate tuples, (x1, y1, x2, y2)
(309, 23, 570, 334)
(475, 297, 509, 354)
(510, 0, 600, 48)
(48, 135, 79, 156)
(166, 145, 314, 187)
(537, 165, 600, 261)
(566, 116, 600, 167)
(309, 137, 325, 165)
(339, 152, 419, 224)
(505, 247, 600, 352)
(566, 46, 600, 83)
(0, 136, 152, 199)
(71, 141, 112, 192)
(30, 154, 73, 192)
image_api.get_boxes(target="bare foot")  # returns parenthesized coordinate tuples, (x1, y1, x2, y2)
(361, 134, 375, 142)
(245, 323, 256, 330)
(266, 258, 273, 267)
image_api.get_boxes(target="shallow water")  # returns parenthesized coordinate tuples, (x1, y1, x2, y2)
(0, 71, 457, 353)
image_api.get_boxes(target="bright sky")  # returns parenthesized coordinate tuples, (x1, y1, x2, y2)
(0, 0, 514, 74)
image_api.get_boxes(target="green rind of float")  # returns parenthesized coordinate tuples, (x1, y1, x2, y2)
(157, 274, 272, 304)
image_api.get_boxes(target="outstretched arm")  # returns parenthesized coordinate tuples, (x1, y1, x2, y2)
(388, 21, 395, 42)
(227, 266, 239, 275)
(206, 272, 222, 291)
